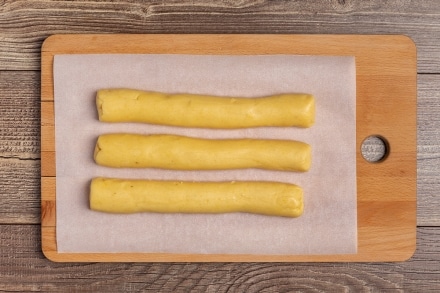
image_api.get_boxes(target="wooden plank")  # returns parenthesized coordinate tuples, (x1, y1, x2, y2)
(0, 71, 43, 224)
(40, 34, 417, 262)
(1, 225, 440, 291)
(0, 71, 40, 160)
(1, 0, 440, 73)
(0, 160, 40, 224)
(417, 74, 440, 226)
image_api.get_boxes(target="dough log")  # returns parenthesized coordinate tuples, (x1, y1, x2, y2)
(96, 89, 315, 128)
(94, 133, 311, 172)
(90, 177, 304, 218)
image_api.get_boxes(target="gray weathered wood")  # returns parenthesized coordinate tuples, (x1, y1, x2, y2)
(417, 74, 440, 226)
(0, 0, 439, 72)
(0, 225, 439, 292)
(0, 71, 40, 159)
(0, 71, 40, 224)
(0, 159, 40, 224)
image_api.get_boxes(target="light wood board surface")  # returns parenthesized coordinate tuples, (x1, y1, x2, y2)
(40, 34, 417, 262)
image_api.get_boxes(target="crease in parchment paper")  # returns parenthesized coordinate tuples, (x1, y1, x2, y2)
(54, 54, 357, 255)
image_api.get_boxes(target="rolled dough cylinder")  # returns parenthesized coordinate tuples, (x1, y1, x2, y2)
(94, 133, 311, 172)
(96, 89, 315, 128)
(90, 177, 304, 218)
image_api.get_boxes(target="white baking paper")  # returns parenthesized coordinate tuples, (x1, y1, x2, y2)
(54, 54, 357, 254)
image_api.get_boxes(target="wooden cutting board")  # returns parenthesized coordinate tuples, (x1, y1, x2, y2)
(41, 34, 417, 262)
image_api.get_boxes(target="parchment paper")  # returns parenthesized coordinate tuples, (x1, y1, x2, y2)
(54, 54, 357, 254)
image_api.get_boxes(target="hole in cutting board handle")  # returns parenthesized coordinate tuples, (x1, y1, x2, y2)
(361, 135, 390, 163)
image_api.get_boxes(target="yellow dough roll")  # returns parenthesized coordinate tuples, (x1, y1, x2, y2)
(96, 89, 315, 128)
(94, 133, 311, 172)
(90, 177, 304, 218)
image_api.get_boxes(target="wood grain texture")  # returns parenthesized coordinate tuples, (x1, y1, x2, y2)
(417, 74, 440, 226)
(0, 160, 40, 224)
(0, 71, 41, 224)
(0, 71, 40, 159)
(40, 34, 417, 262)
(1, 225, 440, 292)
(0, 0, 439, 73)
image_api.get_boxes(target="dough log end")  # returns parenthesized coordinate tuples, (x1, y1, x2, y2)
(287, 142, 312, 172)
(90, 177, 135, 213)
(304, 94, 316, 127)
(96, 90, 105, 121)
(93, 137, 102, 165)
(270, 185, 304, 218)
(301, 143, 312, 172)
(290, 192, 304, 218)
(89, 177, 104, 212)
(294, 94, 315, 128)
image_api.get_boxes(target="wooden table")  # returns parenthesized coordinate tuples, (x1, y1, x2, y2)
(1, 1, 439, 291)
